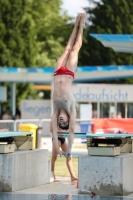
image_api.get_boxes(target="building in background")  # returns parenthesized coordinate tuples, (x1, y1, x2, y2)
(72, 84, 133, 119)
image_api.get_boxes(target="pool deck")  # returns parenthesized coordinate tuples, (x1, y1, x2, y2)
(14, 176, 133, 197)
(15, 177, 78, 195)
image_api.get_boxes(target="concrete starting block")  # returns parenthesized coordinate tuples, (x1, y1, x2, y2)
(0, 149, 50, 192)
(78, 153, 133, 196)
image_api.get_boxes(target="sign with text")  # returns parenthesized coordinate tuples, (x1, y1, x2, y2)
(21, 100, 51, 119)
(72, 84, 133, 102)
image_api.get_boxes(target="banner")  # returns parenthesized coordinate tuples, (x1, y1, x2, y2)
(21, 100, 51, 119)
(72, 84, 133, 102)
(92, 119, 133, 134)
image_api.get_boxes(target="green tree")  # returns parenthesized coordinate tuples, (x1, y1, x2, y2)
(30, 0, 73, 66)
(0, 0, 39, 113)
(79, 0, 133, 67)
(0, 0, 37, 67)
(0, 0, 74, 113)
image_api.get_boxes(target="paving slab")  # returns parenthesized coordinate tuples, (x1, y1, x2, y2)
(15, 177, 78, 195)
(13, 176, 133, 197)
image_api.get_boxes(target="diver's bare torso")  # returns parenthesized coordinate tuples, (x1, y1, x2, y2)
(53, 75, 75, 114)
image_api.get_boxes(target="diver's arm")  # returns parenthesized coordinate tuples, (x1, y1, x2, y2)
(51, 111, 63, 156)
(67, 108, 76, 152)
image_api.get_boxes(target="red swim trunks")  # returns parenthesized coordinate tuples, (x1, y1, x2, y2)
(54, 66, 74, 79)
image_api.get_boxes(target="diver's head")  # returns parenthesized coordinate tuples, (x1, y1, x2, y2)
(58, 109, 69, 130)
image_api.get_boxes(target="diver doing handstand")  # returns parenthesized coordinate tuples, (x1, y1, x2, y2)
(51, 13, 86, 157)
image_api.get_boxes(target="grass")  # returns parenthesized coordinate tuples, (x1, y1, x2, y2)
(73, 144, 87, 149)
(49, 156, 78, 177)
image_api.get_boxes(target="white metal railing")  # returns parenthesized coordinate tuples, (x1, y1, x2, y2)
(75, 119, 92, 122)
(0, 120, 15, 131)
(40, 119, 51, 123)
(0, 120, 14, 123)
(14, 119, 40, 131)
(0, 118, 93, 132)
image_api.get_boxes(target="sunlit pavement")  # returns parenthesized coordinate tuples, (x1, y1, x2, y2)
(14, 176, 133, 197)
(15, 177, 78, 195)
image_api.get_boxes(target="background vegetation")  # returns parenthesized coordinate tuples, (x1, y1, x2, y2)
(1, 0, 133, 112)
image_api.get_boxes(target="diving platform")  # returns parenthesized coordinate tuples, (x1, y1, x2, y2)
(86, 133, 133, 156)
(58, 132, 133, 156)
(0, 131, 32, 138)
(0, 131, 33, 153)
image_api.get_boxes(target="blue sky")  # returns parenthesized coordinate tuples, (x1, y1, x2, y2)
(61, 0, 89, 17)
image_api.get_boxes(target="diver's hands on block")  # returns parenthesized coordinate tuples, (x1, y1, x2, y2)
(57, 150, 71, 157)
(62, 151, 71, 158)
(57, 149, 64, 156)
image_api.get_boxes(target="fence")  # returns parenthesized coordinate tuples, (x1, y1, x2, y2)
(0, 120, 14, 131)
(0, 118, 92, 137)
(1, 118, 133, 137)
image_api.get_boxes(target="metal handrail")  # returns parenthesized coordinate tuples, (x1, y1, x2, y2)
(14, 119, 93, 131)
(0, 120, 15, 131)
(0, 118, 93, 132)
(0, 120, 14, 123)
(41, 119, 51, 122)
(40, 119, 92, 122)
(14, 119, 40, 131)
(76, 119, 92, 122)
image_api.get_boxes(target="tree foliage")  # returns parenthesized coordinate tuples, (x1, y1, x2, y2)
(30, 0, 73, 66)
(0, 0, 39, 112)
(0, 0, 37, 67)
(2, 0, 133, 113)
(79, 0, 133, 67)
(0, 0, 73, 112)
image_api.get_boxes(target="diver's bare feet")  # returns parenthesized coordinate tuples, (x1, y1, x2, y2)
(80, 13, 87, 28)
(75, 14, 82, 26)
(54, 178, 60, 182)
(71, 176, 78, 181)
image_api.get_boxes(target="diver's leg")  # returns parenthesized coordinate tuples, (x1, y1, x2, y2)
(66, 13, 86, 73)
(61, 140, 78, 181)
(55, 14, 81, 70)
(66, 157, 78, 181)
(51, 140, 61, 181)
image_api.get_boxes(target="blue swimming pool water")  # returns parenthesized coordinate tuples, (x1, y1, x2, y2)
(0, 193, 133, 200)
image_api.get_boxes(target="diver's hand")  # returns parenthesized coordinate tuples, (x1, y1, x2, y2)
(62, 151, 71, 158)
(57, 149, 64, 157)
